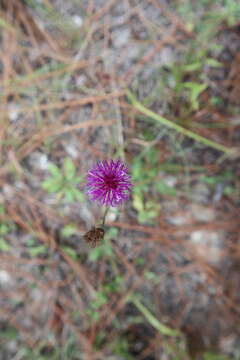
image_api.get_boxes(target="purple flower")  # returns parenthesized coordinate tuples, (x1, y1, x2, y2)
(86, 159, 132, 207)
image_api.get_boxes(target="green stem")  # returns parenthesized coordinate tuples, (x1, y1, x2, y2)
(130, 295, 181, 337)
(101, 207, 110, 227)
(127, 90, 234, 155)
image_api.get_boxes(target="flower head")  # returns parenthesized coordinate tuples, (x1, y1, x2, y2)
(86, 159, 132, 207)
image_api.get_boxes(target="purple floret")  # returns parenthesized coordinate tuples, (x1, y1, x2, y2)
(86, 159, 132, 207)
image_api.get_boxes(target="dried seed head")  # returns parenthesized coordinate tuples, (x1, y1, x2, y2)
(83, 227, 104, 248)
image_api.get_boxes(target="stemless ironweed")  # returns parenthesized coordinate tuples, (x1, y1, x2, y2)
(86, 159, 132, 207)
(84, 159, 132, 247)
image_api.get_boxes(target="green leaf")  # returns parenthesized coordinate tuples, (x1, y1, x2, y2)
(0, 205, 5, 215)
(138, 210, 156, 223)
(104, 276, 124, 293)
(136, 257, 145, 265)
(64, 188, 75, 202)
(200, 176, 218, 185)
(133, 193, 144, 212)
(105, 227, 119, 240)
(89, 247, 103, 262)
(182, 62, 202, 72)
(0, 224, 10, 235)
(87, 310, 100, 321)
(206, 58, 223, 68)
(183, 82, 208, 110)
(61, 246, 77, 260)
(2, 326, 18, 340)
(72, 176, 84, 184)
(26, 237, 36, 246)
(48, 163, 62, 178)
(91, 292, 107, 309)
(155, 181, 177, 196)
(132, 160, 142, 180)
(223, 186, 235, 196)
(63, 158, 76, 180)
(0, 237, 10, 252)
(210, 96, 222, 106)
(144, 271, 157, 280)
(203, 352, 230, 360)
(28, 245, 47, 257)
(72, 188, 85, 202)
(200, 172, 233, 185)
(61, 225, 77, 237)
(103, 242, 114, 257)
(42, 179, 63, 193)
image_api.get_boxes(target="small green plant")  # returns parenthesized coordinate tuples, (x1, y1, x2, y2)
(200, 170, 237, 197)
(129, 294, 181, 337)
(90, 291, 108, 310)
(103, 275, 123, 293)
(0, 206, 15, 252)
(26, 237, 48, 257)
(42, 158, 84, 202)
(61, 246, 78, 261)
(86, 290, 109, 324)
(180, 82, 208, 111)
(132, 148, 176, 224)
(219, 0, 240, 26)
(143, 270, 159, 283)
(60, 224, 78, 238)
(127, 90, 233, 155)
(203, 352, 230, 360)
(166, 46, 222, 116)
(110, 337, 132, 359)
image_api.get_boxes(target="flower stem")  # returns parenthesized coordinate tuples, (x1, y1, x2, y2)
(101, 207, 110, 227)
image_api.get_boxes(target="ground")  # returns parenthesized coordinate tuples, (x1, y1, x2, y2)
(0, 0, 240, 359)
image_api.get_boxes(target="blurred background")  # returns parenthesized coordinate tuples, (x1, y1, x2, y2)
(0, 0, 240, 359)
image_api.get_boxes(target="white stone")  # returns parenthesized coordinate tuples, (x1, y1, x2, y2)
(220, 335, 236, 353)
(158, 46, 174, 66)
(190, 204, 216, 222)
(63, 142, 78, 159)
(167, 215, 189, 226)
(0, 270, 11, 284)
(164, 176, 177, 187)
(112, 28, 130, 48)
(28, 151, 49, 170)
(190, 230, 223, 264)
(76, 74, 87, 87)
(191, 183, 211, 203)
(72, 15, 83, 27)
(8, 104, 20, 122)
(3, 184, 14, 199)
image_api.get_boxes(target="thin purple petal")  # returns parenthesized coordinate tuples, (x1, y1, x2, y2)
(86, 159, 133, 207)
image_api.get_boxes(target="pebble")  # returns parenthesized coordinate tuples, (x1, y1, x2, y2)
(8, 104, 20, 122)
(190, 230, 223, 264)
(190, 183, 211, 204)
(28, 151, 49, 171)
(167, 214, 189, 226)
(62, 142, 78, 159)
(72, 15, 83, 27)
(190, 204, 216, 222)
(0, 270, 12, 285)
(112, 27, 130, 48)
